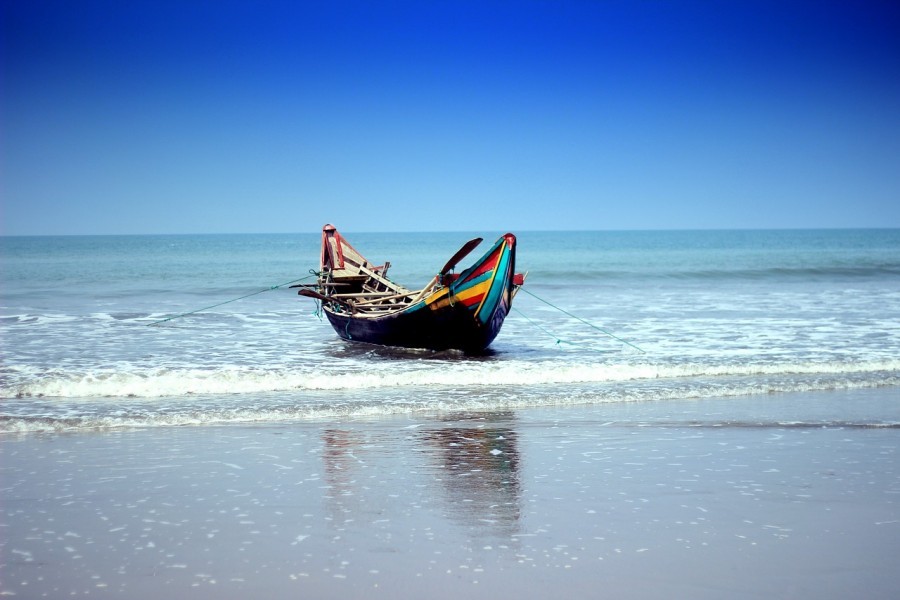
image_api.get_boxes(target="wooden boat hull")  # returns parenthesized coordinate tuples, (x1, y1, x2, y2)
(320, 233, 519, 352)
(324, 298, 509, 351)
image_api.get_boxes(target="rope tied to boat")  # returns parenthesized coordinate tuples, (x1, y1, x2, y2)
(517, 287, 645, 353)
(512, 306, 565, 346)
(147, 272, 318, 326)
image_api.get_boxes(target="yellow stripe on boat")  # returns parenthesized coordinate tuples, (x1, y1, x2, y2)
(455, 279, 491, 304)
(425, 279, 492, 312)
(424, 287, 449, 308)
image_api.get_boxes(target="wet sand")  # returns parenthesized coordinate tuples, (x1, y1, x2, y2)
(2, 387, 899, 599)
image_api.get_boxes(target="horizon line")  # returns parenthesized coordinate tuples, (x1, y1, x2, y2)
(3, 226, 900, 238)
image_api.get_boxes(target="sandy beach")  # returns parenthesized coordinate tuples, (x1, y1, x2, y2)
(2, 386, 899, 599)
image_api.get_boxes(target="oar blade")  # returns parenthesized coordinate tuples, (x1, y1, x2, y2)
(439, 237, 483, 276)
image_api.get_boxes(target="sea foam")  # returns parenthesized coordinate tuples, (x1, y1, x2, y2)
(4, 358, 899, 400)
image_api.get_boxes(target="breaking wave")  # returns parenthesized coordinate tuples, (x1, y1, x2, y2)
(3, 359, 899, 400)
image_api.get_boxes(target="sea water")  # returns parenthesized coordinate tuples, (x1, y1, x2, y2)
(1, 229, 899, 432)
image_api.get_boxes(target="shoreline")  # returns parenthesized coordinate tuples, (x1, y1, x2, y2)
(2, 386, 899, 598)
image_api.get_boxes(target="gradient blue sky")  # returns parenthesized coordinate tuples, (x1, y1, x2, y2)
(3, 0, 899, 235)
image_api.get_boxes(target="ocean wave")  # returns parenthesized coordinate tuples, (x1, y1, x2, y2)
(526, 264, 900, 283)
(2, 375, 898, 434)
(0, 313, 83, 325)
(3, 359, 899, 399)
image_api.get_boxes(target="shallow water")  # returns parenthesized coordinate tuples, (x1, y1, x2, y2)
(2, 229, 899, 432)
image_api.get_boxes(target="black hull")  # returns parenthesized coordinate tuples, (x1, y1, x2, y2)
(324, 299, 510, 352)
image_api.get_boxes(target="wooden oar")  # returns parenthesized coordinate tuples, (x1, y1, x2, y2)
(439, 237, 483, 276)
(297, 288, 353, 310)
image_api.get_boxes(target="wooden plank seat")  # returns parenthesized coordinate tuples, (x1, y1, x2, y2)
(354, 291, 420, 306)
(332, 291, 399, 299)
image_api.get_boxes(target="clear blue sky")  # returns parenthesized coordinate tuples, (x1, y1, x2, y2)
(3, 0, 899, 235)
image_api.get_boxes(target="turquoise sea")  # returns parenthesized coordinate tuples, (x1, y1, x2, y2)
(2, 229, 899, 432)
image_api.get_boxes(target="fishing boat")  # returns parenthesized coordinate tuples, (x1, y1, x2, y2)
(296, 224, 526, 352)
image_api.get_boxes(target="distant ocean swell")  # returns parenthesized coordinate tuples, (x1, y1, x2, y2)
(529, 264, 900, 282)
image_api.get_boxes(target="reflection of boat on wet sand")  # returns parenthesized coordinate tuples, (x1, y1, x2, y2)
(420, 417, 521, 534)
(320, 416, 522, 537)
(296, 224, 526, 352)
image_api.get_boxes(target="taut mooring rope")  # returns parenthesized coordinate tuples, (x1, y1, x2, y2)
(512, 306, 567, 346)
(147, 272, 317, 327)
(518, 287, 645, 353)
